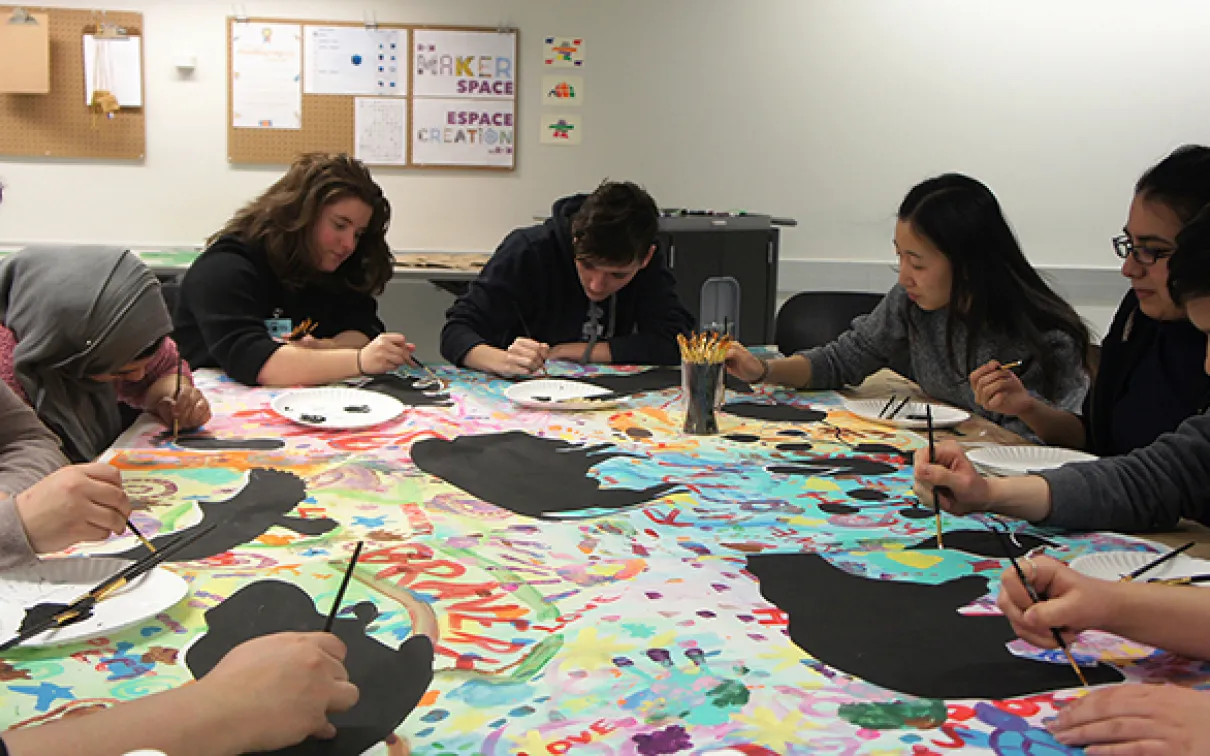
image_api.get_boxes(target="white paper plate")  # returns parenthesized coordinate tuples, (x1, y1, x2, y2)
(843, 398, 969, 429)
(0, 558, 188, 648)
(272, 387, 405, 429)
(505, 379, 623, 411)
(967, 445, 1098, 476)
(1070, 550, 1210, 584)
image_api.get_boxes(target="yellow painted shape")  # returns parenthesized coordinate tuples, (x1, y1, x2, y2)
(886, 551, 944, 569)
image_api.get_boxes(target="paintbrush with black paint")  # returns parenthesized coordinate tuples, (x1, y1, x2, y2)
(172, 356, 183, 438)
(324, 541, 364, 632)
(926, 405, 945, 547)
(511, 302, 549, 377)
(0, 524, 217, 653)
(990, 526, 1089, 687)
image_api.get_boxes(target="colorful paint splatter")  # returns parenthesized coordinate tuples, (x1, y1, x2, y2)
(2, 366, 1206, 754)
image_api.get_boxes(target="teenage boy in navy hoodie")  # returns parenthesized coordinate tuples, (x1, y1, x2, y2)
(440, 181, 694, 376)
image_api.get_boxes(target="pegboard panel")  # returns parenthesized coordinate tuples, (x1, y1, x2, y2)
(227, 17, 406, 165)
(0, 6, 145, 160)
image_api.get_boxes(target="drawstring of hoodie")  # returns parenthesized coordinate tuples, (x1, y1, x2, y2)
(580, 295, 617, 363)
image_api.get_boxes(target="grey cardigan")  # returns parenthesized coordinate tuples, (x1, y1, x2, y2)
(0, 381, 69, 567)
(799, 284, 1088, 440)
(1041, 411, 1210, 531)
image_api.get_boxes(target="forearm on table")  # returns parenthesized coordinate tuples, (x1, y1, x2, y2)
(462, 344, 505, 374)
(329, 331, 372, 349)
(763, 354, 813, 388)
(2, 682, 244, 756)
(984, 475, 1053, 522)
(257, 345, 360, 386)
(1018, 401, 1087, 449)
(1100, 583, 1210, 660)
(559, 341, 612, 363)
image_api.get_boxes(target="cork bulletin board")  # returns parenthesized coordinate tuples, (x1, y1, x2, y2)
(227, 17, 517, 171)
(0, 6, 145, 159)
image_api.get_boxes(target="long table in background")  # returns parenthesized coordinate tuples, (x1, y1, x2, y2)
(1, 365, 1207, 754)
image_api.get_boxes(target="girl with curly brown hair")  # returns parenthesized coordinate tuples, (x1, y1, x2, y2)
(174, 153, 414, 386)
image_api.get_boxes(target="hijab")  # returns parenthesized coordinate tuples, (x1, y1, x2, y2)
(0, 246, 172, 461)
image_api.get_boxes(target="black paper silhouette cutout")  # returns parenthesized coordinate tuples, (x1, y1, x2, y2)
(111, 468, 336, 562)
(746, 553, 1122, 699)
(360, 374, 452, 407)
(582, 367, 752, 397)
(185, 580, 434, 755)
(156, 431, 285, 450)
(412, 431, 677, 519)
(908, 530, 1056, 558)
(722, 402, 827, 423)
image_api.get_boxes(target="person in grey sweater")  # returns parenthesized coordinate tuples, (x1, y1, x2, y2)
(727, 174, 1091, 439)
(915, 204, 1210, 531)
(0, 379, 132, 567)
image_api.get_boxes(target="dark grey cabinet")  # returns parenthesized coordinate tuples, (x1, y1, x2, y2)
(656, 214, 784, 345)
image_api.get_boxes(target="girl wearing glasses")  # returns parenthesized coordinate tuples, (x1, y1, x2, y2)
(968, 145, 1210, 454)
(725, 173, 1091, 440)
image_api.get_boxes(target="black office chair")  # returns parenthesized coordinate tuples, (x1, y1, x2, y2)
(158, 274, 182, 316)
(775, 291, 884, 356)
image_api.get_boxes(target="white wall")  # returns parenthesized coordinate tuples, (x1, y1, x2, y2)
(2, 0, 1208, 276)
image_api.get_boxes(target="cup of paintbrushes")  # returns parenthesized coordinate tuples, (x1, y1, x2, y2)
(679, 332, 730, 435)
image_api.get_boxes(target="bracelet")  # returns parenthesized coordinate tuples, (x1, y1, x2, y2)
(754, 357, 770, 383)
(356, 348, 365, 375)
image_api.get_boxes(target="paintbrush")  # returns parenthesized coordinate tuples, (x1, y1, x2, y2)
(287, 318, 317, 342)
(511, 303, 549, 377)
(1120, 542, 1196, 582)
(0, 525, 216, 653)
(885, 395, 912, 420)
(324, 541, 364, 632)
(1146, 574, 1210, 586)
(409, 356, 446, 390)
(878, 395, 897, 419)
(991, 529, 1089, 687)
(172, 357, 183, 438)
(926, 405, 944, 549)
(126, 520, 156, 554)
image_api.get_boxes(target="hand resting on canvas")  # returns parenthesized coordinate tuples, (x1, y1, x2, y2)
(0, 632, 359, 756)
(999, 555, 1210, 754)
(12, 463, 131, 555)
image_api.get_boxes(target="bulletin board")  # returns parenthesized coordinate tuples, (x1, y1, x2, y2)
(227, 17, 517, 171)
(0, 6, 145, 160)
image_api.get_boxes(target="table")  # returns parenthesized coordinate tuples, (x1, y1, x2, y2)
(2, 365, 1207, 754)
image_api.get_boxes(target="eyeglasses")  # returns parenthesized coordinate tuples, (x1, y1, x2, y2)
(1113, 235, 1175, 266)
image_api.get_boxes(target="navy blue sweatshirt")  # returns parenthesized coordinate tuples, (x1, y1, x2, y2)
(440, 194, 694, 366)
(1083, 290, 1210, 456)
(174, 235, 385, 386)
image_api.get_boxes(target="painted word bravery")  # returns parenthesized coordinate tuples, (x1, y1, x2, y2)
(413, 29, 516, 99)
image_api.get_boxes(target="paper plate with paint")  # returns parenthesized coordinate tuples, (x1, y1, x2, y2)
(271, 387, 405, 429)
(967, 445, 1097, 476)
(0, 557, 188, 648)
(843, 398, 969, 430)
(505, 379, 623, 410)
(1071, 550, 1210, 585)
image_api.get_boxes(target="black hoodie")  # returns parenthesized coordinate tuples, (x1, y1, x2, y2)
(440, 194, 694, 366)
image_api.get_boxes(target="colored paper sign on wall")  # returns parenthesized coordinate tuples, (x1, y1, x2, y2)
(543, 35, 585, 68)
(540, 112, 582, 146)
(541, 74, 583, 106)
(413, 29, 516, 99)
(413, 98, 515, 167)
